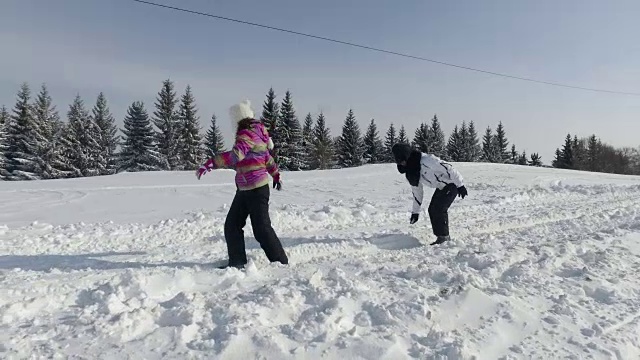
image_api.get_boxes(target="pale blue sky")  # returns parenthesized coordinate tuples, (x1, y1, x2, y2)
(1, 0, 639, 164)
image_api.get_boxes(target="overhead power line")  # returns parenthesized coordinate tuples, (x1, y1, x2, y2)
(131, 0, 640, 96)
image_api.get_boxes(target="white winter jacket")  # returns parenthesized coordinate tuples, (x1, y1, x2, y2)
(411, 154, 464, 214)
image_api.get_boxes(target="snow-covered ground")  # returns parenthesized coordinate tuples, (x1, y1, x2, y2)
(1, 163, 640, 359)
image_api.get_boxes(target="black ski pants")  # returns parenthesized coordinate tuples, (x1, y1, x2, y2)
(428, 184, 458, 237)
(224, 184, 288, 266)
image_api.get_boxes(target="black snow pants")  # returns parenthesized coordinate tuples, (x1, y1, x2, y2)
(224, 184, 288, 267)
(428, 184, 458, 237)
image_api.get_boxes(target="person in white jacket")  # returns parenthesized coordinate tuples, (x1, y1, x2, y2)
(392, 143, 468, 245)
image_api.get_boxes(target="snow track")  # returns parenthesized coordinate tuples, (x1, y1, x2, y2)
(1, 164, 640, 359)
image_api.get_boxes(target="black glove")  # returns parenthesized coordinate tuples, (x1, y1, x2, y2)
(457, 186, 467, 199)
(410, 213, 419, 224)
(273, 180, 282, 191)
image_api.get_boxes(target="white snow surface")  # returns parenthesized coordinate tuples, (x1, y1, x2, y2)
(1, 163, 640, 359)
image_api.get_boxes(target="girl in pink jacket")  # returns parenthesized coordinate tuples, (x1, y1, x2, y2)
(196, 100, 288, 269)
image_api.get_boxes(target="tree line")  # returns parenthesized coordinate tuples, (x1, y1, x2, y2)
(0, 80, 637, 181)
(552, 134, 640, 175)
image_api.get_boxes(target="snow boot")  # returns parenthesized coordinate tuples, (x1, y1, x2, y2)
(217, 263, 245, 270)
(430, 235, 450, 246)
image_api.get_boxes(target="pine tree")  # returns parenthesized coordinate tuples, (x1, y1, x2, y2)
(311, 112, 334, 170)
(92, 92, 119, 175)
(447, 126, 462, 161)
(494, 121, 509, 162)
(204, 113, 225, 157)
(31, 84, 65, 179)
(412, 122, 430, 153)
(573, 135, 587, 170)
(467, 121, 481, 162)
(336, 109, 363, 168)
(529, 153, 542, 166)
(384, 123, 397, 162)
(398, 125, 409, 144)
(363, 118, 384, 164)
(481, 126, 497, 162)
(552, 148, 562, 168)
(301, 113, 314, 169)
(178, 85, 203, 170)
(6, 83, 40, 180)
(518, 151, 528, 165)
(62, 94, 103, 177)
(0, 106, 9, 179)
(430, 115, 447, 159)
(562, 133, 574, 169)
(261, 88, 279, 129)
(119, 101, 163, 172)
(458, 121, 470, 161)
(152, 79, 180, 170)
(278, 90, 303, 170)
(260, 88, 281, 163)
(586, 134, 600, 172)
(510, 144, 518, 164)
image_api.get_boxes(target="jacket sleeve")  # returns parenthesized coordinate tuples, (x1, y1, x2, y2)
(265, 151, 279, 178)
(205, 131, 255, 169)
(411, 183, 424, 214)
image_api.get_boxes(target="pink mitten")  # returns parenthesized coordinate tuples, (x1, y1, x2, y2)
(196, 159, 214, 180)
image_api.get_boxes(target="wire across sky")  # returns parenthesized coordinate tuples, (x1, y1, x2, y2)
(131, 0, 640, 97)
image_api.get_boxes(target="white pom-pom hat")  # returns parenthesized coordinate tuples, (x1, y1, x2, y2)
(229, 99, 274, 150)
(229, 99, 255, 127)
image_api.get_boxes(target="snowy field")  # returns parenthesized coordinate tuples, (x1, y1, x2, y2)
(1, 163, 640, 359)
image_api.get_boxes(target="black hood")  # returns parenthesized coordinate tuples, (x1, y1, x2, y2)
(391, 143, 422, 186)
(392, 143, 412, 164)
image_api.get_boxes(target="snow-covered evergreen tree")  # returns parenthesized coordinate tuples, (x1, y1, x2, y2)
(301, 113, 314, 169)
(152, 79, 180, 170)
(510, 144, 518, 164)
(177, 85, 203, 170)
(92, 92, 119, 175)
(260, 88, 281, 163)
(311, 112, 334, 170)
(529, 153, 542, 166)
(62, 94, 103, 177)
(204, 113, 225, 157)
(363, 118, 384, 164)
(0, 106, 9, 179)
(458, 121, 470, 161)
(336, 109, 363, 168)
(466, 121, 481, 162)
(518, 151, 528, 165)
(430, 115, 447, 159)
(554, 133, 574, 169)
(446, 125, 463, 161)
(586, 134, 600, 172)
(302, 113, 314, 142)
(6, 83, 40, 180)
(573, 135, 587, 171)
(261, 88, 279, 129)
(119, 101, 163, 172)
(384, 123, 397, 162)
(494, 121, 509, 163)
(398, 125, 409, 144)
(481, 126, 497, 162)
(31, 84, 65, 179)
(278, 90, 303, 170)
(412, 122, 430, 153)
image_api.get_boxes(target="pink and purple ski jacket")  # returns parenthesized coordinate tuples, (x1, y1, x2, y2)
(202, 120, 279, 191)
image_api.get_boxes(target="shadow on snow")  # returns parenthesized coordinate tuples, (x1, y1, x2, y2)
(0, 233, 422, 273)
